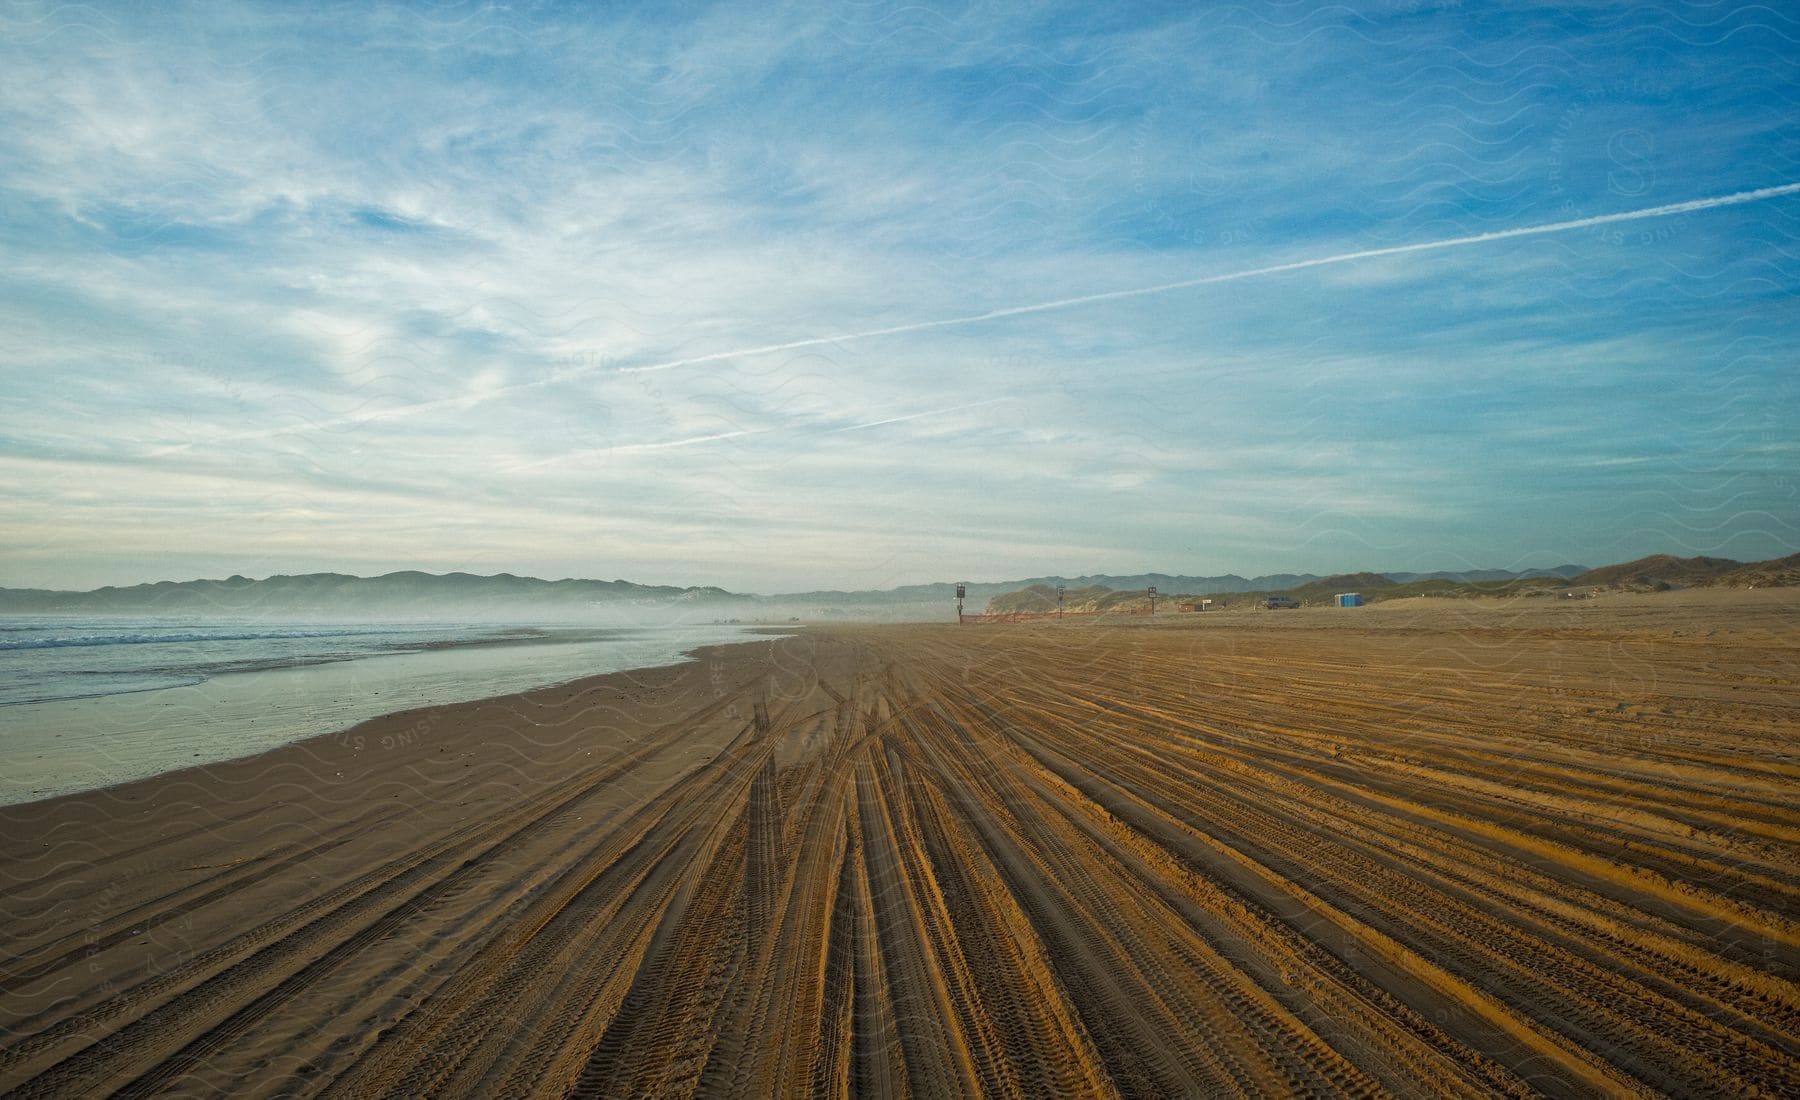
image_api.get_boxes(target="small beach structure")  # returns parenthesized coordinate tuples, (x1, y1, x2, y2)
(1335, 593, 1364, 607)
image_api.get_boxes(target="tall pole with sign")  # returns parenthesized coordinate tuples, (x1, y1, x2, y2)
(1147, 585, 1157, 614)
(1057, 584, 1065, 618)
(955, 583, 965, 624)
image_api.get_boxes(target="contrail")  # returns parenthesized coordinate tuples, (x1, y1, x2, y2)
(618, 181, 1800, 375)
(497, 427, 768, 472)
(827, 397, 1008, 433)
(490, 399, 1006, 472)
(145, 181, 1798, 457)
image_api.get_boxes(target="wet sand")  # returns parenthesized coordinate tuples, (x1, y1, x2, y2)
(2, 594, 1797, 1096)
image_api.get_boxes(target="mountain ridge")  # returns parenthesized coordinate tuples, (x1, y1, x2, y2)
(981, 554, 1794, 613)
(6, 555, 1789, 620)
(0, 562, 1586, 618)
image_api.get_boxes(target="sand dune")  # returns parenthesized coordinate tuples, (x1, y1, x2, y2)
(2, 595, 1797, 1096)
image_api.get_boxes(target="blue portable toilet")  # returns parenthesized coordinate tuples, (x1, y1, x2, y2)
(1335, 592, 1363, 607)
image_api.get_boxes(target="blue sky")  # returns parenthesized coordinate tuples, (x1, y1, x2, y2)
(1, 1, 1795, 591)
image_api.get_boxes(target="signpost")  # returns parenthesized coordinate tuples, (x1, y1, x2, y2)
(1057, 584, 1065, 618)
(955, 583, 966, 624)
(1147, 585, 1157, 614)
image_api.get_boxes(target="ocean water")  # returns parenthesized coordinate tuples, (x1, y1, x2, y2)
(0, 616, 762, 807)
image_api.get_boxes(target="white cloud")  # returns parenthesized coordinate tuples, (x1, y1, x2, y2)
(0, 3, 1795, 589)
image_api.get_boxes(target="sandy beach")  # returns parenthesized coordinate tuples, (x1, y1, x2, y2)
(2, 593, 1797, 1096)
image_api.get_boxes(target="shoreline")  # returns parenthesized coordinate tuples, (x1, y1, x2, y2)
(19, 633, 766, 801)
(0, 625, 777, 808)
(0, 622, 701, 708)
(0, 635, 779, 842)
(1, 632, 814, 1094)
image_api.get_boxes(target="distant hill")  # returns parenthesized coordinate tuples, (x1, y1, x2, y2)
(1284, 572, 1396, 600)
(0, 571, 752, 618)
(1572, 555, 1745, 591)
(9, 554, 1791, 623)
(979, 553, 1797, 613)
(1383, 566, 1585, 583)
(775, 572, 1324, 608)
(1011, 572, 1321, 594)
(1291, 557, 1795, 600)
(1717, 553, 1800, 588)
(0, 566, 1574, 622)
(984, 584, 1134, 615)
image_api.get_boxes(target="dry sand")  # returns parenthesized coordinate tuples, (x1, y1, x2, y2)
(2, 592, 1797, 1096)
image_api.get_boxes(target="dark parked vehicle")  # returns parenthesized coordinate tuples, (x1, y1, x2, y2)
(1262, 595, 1301, 609)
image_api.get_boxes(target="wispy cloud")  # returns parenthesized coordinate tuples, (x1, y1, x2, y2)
(1, 2, 1795, 589)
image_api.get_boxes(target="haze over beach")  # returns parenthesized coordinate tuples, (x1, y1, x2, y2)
(3, 4, 1798, 1098)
